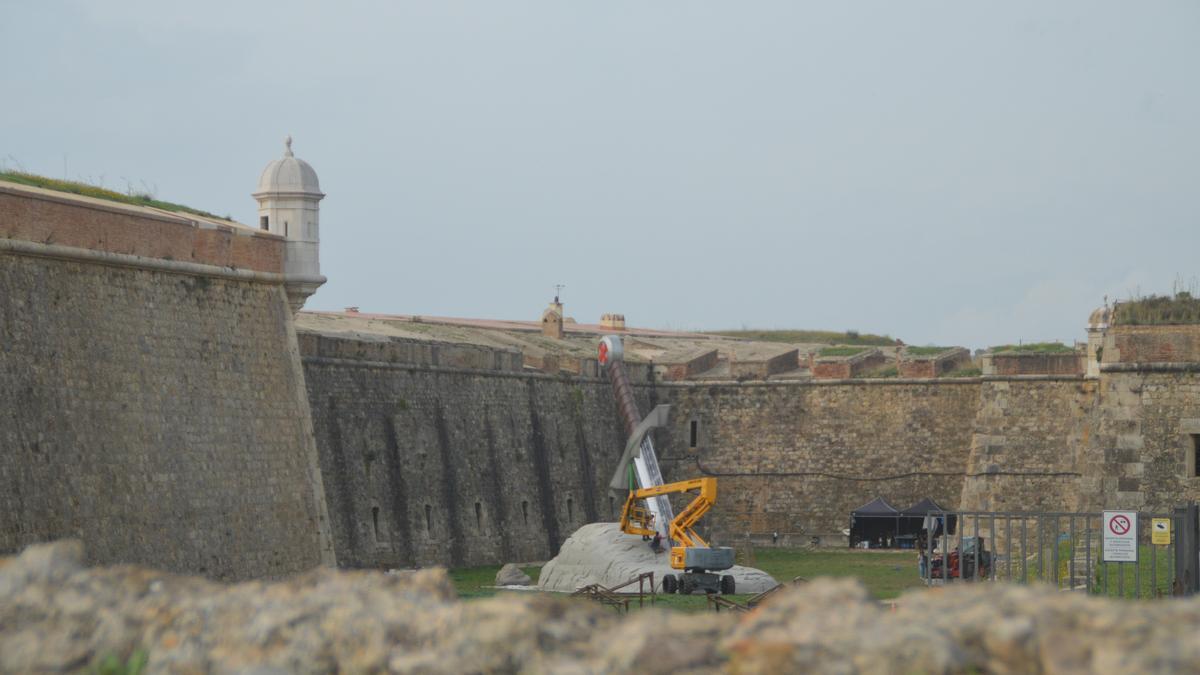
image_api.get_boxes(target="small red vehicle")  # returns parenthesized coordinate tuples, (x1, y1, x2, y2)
(926, 536, 992, 581)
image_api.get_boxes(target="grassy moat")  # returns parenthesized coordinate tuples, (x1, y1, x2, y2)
(450, 548, 924, 612)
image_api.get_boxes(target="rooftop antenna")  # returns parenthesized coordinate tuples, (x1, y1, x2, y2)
(554, 283, 565, 304)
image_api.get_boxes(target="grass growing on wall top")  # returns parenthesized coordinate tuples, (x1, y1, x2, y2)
(905, 346, 952, 356)
(1114, 292, 1200, 326)
(989, 342, 1076, 354)
(707, 329, 896, 347)
(0, 170, 225, 221)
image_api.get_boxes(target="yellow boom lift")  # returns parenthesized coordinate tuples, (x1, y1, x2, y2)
(600, 335, 736, 595)
(618, 475, 736, 594)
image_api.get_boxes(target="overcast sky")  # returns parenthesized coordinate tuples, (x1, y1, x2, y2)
(2, 1, 1197, 348)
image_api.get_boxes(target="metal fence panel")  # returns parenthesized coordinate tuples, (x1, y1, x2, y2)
(916, 508, 1193, 599)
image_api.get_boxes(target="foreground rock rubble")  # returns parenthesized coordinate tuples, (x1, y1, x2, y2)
(2, 541, 1199, 674)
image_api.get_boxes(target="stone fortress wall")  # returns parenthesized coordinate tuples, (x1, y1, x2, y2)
(3, 183, 1200, 576)
(299, 330, 987, 563)
(0, 184, 335, 580)
(300, 332, 635, 568)
(301, 324, 1200, 565)
(654, 380, 979, 546)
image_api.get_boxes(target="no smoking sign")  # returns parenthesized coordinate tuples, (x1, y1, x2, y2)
(1109, 514, 1131, 535)
(1103, 511, 1138, 563)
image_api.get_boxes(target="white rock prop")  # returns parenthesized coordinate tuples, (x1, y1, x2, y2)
(495, 562, 533, 586)
(538, 522, 777, 594)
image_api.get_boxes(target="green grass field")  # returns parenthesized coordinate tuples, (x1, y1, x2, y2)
(449, 549, 925, 613)
(1092, 549, 1176, 598)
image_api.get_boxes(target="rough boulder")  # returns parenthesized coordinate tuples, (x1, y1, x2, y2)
(495, 562, 532, 586)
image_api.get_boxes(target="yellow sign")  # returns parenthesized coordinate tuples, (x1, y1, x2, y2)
(1151, 518, 1171, 545)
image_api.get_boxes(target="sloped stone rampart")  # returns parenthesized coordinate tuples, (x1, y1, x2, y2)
(4, 540, 1200, 674)
(0, 245, 332, 580)
(301, 339, 634, 569)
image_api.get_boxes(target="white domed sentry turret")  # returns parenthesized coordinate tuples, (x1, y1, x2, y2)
(253, 135, 326, 312)
(1085, 302, 1112, 379)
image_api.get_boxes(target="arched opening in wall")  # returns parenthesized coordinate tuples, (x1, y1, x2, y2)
(567, 497, 574, 523)
(424, 504, 432, 533)
(371, 506, 382, 543)
(689, 419, 699, 449)
(522, 500, 529, 525)
(475, 501, 483, 530)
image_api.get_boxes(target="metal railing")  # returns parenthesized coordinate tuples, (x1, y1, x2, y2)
(570, 584, 630, 613)
(570, 572, 657, 612)
(920, 509, 1186, 599)
(706, 594, 750, 613)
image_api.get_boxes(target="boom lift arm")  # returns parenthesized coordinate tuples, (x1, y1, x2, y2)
(619, 477, 718, 570)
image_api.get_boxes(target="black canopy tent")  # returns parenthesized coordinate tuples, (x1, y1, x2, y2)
(849, 497, 901, 548)
(900, 497, 957, 539)
(851, 497, 958, 548)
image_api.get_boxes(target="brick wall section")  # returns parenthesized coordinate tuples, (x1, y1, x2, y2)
(991, 352, 1084, 376)
(0, 184, 283, 273)
(1105, 325, 1200, 364)
(0, 252, 327, 579)
(811, 349, 887, 380)
(898, 348, 971, 378)
(812, 360, 852, 379)
(898, 359, 936, 379)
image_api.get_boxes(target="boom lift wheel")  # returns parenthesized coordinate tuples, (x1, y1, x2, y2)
(720, 574, 736, 595)
(662, 574, 677, 594)
(679, 576, 694, 595)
